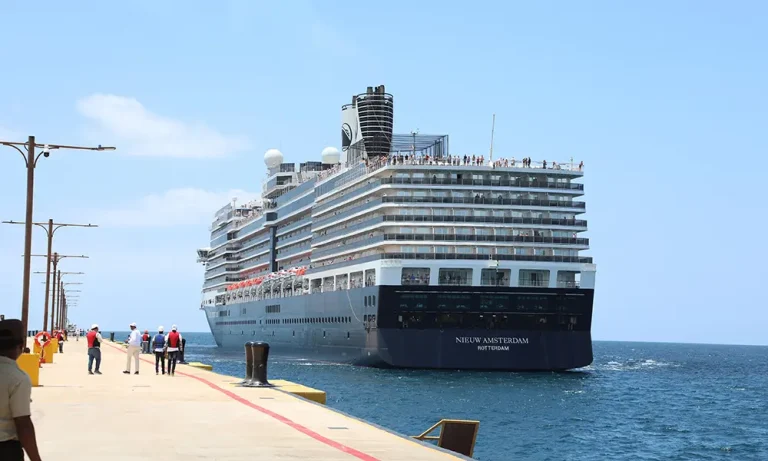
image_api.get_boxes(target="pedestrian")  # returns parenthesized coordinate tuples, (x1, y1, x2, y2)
(0, 319, 44, 461)
(165, 325, 183, 376)
(56, 331, 64, 354)
(124, 323, 141, 375)
(152, 327, 166, 375)
(86, 324, 102, 375)
(141, 330, 150, 354)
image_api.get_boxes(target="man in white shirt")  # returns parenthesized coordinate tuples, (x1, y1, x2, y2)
(0, 319, 43, 461)
(124, 323, 142, 375)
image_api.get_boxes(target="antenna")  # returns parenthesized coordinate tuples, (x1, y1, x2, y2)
(489, 114, 496, 162)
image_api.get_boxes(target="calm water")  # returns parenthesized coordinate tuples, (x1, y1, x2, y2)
(120, 331, 768, 460)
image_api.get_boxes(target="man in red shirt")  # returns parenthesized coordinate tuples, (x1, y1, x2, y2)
(86, 325, 102, 375)
(141, 330, 150, 354)
(165, 325, 183, 376)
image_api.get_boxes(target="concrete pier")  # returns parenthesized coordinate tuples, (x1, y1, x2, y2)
(27, 337, 469, 460)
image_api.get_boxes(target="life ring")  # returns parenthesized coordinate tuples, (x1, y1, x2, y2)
(35, 332, 52, 364)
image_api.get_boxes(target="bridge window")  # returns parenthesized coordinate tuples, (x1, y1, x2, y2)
(402, 268, 430, 285)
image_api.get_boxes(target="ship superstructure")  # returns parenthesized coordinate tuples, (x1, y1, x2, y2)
(198, 85, 596, 370)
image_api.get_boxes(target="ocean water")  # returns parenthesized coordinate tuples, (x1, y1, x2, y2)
(119, 331, 768, 461)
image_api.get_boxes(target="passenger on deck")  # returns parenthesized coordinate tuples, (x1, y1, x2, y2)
(0, 319, 43, 461)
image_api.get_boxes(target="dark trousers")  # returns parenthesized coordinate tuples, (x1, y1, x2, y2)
(58, 340, 64, 353)
(155, 351, 166, 374)
(168, 350, 178, 374)
(0, 440, 23, 461)
(88, 347, 101, 372)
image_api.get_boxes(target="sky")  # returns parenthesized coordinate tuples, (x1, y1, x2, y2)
(0, 0, 766, 344)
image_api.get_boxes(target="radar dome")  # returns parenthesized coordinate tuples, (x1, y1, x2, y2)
(264, 149, 284, 169)
(321, 146, 341, 165)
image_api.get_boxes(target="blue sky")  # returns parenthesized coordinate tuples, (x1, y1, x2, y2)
(1, 1, 766, 344)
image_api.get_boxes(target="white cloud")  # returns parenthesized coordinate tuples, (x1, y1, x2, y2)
(76, 94, 249, 158)
(94, 188, 260, 228)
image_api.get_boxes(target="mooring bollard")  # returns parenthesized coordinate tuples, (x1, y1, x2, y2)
(250, 341, 272, 387)
(241, 341, 255, 385)
(179, 337, 187, 364)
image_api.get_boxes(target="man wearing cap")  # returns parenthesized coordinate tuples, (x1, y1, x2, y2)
(0, 319, 44, 461)
(86, 324, 102, 375)
(152, 326, 166, 375)
(124, 323, 141, 375)
(165, 325, 183, 376)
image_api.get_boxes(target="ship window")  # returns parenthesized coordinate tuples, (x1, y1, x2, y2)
(347, 332, 350, 339)
(323, 331, 326, 338)
(439, 268, 472, 286)
(372, 296, 376, 306)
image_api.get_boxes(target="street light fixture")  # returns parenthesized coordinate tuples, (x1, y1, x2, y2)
(54, 271, 84, 329)
(0, 136, 115, 334)
(26, 251, 90, 331)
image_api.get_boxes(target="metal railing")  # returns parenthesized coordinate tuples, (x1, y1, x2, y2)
(382, 215, 587, 227)
(381, 196, 585, 208)
(381, 177, 583, 190)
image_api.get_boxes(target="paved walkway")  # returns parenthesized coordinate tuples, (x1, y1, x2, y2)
(28, 338, 467, 460)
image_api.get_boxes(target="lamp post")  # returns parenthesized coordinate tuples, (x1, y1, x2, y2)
(53, 271, 84, 330)
(9, 220, 97, 331)
(61, 289, 81, 330)
(0, 136, 115, 334)
(29, 252, 89, 331)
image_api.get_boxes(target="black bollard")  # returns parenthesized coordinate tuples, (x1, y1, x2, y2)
(110, 332, 115, 342)
(250, 341, 272, 387)
(179, 337, 187, 364)
(241, 341, 255, 385)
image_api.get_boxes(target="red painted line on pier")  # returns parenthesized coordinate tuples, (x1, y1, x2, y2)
(105, 342, 379, 461)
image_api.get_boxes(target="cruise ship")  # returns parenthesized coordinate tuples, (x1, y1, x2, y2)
(197, 85, 596, 370)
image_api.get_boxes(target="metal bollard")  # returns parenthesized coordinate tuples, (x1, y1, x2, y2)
(179, 338, 187, 364)
(250, 341, 272, 387)
(110, 332, 115, 342)
(241, 341, 255, 385)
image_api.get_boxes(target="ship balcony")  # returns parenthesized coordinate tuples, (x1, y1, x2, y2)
(311, 233, 588, 261)
(224, 255, 241, 262)
(313, 215, 588, 245)
(381, 196, 585, 210)
(225, 244, 242, 251)
(313, 197, 585, 228)
(225, 266, 243, 272)
(383, 253, 593, 264)
(380, 177, 584, 191)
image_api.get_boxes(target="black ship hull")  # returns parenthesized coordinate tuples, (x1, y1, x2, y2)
(206, 285, 594, 370)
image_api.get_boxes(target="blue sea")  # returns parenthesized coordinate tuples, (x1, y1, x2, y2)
(119, 332, 768, 460)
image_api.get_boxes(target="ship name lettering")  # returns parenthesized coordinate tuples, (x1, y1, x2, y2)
(455, 336, 529, 345)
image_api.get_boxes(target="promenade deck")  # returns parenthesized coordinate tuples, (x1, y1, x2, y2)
(27, 338, 468, 460)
